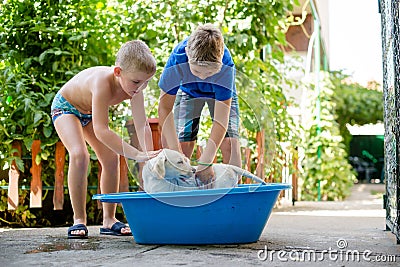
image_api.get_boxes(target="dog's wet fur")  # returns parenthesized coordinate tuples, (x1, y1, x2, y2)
(142, 149, 266, 193)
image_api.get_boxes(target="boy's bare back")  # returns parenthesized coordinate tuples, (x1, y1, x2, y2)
(60, 66, 128, 115)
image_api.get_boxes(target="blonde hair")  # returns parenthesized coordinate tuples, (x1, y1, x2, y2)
(187, 24, 224, 64)
(115, 40, 156, 74)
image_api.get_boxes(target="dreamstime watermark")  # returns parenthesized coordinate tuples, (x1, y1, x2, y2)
(257, 238, 397, 263)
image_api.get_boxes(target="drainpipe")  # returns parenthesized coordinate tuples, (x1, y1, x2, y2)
(310, 0, 322, 200)
(315, 19, 322, 201)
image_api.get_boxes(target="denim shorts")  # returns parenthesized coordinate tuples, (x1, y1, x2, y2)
(173, 90, 240, 142)
(51, 92, 92, 127)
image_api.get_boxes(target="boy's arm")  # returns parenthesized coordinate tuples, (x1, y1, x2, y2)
(198, 98, 231, 164)
(130, 91, 154, 151)
(158, 91, 181, 151)
(91, 87, 158, 161)
(195, 98, 231, 186)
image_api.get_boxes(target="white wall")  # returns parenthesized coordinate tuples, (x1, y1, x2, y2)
(327, 0, 383, 86)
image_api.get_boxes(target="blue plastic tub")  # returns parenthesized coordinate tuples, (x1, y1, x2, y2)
(93, 183, 291, 245)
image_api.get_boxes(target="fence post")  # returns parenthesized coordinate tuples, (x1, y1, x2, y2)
(148, 118, 162, 150)
(292, 148, 299, 205)
(97, 161, 102, 209)
(30, 140, 42, 208)
(126, 118, 161, 190)
(8, 141, 22, 210)
(255, 129, 265, 179)
(119, 155, 129, 192)
(244, 147, 252, 184)
(53, 141, 65, 210)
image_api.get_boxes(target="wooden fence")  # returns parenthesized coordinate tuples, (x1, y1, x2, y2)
(6, 118, 292, 211)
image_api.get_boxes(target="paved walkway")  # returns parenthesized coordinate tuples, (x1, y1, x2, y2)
(1, 183, 399, 266)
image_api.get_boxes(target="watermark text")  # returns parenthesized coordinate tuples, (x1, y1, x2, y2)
(257, 239, 397, 263)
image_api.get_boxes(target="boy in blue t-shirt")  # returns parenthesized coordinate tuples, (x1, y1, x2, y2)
(158, 24, 241, 186)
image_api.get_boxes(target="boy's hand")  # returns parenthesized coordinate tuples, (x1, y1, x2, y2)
(135, 149, 162, 162)
(195, 165, 215, 189)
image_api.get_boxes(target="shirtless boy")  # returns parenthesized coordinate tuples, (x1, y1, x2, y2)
(51, 40, 160, 238)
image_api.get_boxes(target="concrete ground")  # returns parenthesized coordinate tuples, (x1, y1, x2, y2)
(1, 183, 399, 266)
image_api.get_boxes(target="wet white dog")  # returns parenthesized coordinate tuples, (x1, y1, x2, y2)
(142, 149, 266, 193)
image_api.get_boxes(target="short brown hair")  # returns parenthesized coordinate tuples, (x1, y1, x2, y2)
(115, 40, 156, 74)
(187, 24, 224, 63)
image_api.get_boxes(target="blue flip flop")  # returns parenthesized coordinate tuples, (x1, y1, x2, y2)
(100, 222, 132, 236)
(68, 224, 88, 239)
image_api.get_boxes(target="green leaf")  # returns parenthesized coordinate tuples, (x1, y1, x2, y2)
(40, 151, 50, 161)
(68, 35, 83, 41)
(43, 127, 52, 138)
(38, 51, 48, 65)
(35, 154, 41, 166)
(15, 158, 25, 172)
(23, 98, 32, 112)
(33, 112, 43, 125)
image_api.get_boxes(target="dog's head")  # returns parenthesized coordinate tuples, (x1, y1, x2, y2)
(148, 149, 195, 179)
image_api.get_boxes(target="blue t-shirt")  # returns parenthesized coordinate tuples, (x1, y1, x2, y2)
(158, 38, 236, 101)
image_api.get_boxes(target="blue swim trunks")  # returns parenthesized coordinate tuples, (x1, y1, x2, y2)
(51, 92, 92, 127)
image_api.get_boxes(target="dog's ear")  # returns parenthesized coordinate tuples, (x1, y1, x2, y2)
(152, 154, 166, 179)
